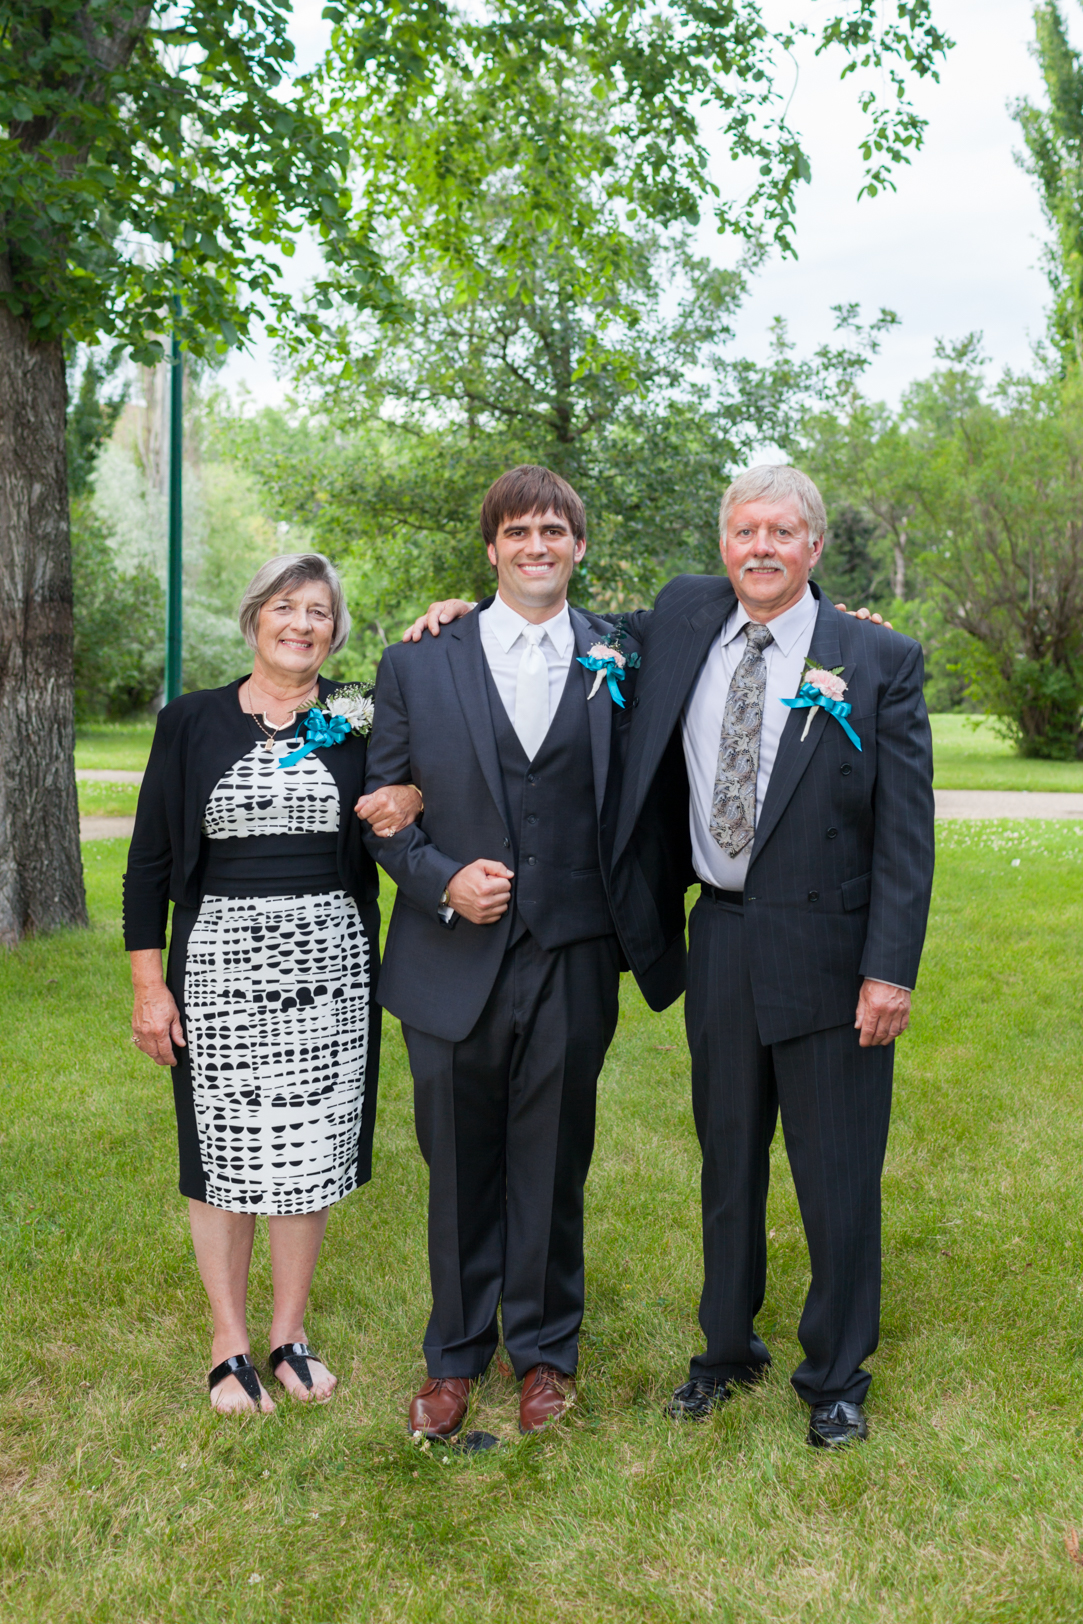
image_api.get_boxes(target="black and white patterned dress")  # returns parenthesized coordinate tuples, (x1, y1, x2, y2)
(182, 736, 371, 1216)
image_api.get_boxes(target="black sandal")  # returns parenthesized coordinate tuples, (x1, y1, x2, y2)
(208, 1353, 264, 1410)
(269, 1341, 325, 1397)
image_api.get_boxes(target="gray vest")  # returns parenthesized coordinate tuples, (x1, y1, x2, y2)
(484, 661, 614, 950)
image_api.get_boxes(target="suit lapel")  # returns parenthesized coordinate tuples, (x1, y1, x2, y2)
(749, 589, 857, 864)
(444, 610, 512, 836)
(570, 609, 612, 816)
(613, 580, 736, 861)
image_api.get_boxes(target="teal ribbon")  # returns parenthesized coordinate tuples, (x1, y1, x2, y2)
(576, 653, 627, 708)
(780, 683, 862, 751)
(278, 708, 351, 768)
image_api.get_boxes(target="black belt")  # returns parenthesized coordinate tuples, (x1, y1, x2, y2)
(701, 884, 744, 906)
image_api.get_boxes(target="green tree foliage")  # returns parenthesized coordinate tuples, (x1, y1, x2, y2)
(237, 33, 906, 638)
(1014, 1, 1083, 368)
(0, 0, 396, 360)
(797, 344, 1083, 754)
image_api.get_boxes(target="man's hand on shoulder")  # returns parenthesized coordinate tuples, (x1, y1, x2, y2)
(447, 859, 514, 925)
(835, 602, 893, 630)
(855, 979, 911, 1047)
(402, 600, 476, 642)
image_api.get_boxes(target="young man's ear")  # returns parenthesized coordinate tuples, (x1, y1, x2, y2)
(487, 542, 498, 570)
(574, 536, 587, 563)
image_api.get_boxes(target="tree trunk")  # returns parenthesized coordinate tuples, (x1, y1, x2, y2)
(892, 529, 907, 599)
(0, 253, 86, 943)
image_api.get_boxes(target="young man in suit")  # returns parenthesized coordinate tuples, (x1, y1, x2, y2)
(362, 465, 641, 1439)
(607, 464, 935, 1445)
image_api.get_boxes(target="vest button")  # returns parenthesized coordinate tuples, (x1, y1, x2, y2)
(527, 814, 538, 825)
(631, 696, 640, 708)
(840, 764, 852, 776)
(526, 855, 537, 865)
(808, 890, 819, 902)
(826, 827, 838, 839)
(526, 774, 536, 785)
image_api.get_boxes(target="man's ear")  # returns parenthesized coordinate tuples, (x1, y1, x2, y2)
(809, 533, 825, 569)
(574, 536, 587, 564)
(487, 542, 498, 571)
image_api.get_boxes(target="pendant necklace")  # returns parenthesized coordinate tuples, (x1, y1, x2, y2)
(245, 680, 316, 752)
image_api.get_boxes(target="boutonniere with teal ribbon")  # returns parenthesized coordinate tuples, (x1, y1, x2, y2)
(780, 660, 862, 750)
(278, 683, 375, 768)
(576, 617, 641, 709)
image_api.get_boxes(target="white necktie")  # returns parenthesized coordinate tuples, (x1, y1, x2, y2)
(514, 626, 550, 760)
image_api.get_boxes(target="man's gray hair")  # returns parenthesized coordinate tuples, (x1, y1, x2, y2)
(238, 553, 351, 655)
(719, 465, 827, 541)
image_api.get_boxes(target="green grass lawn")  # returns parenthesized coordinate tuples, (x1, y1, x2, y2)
(76, 783, 141, 817)
(930, 715, 1083, 792)
(3, 829, 1083, 1620)
(74, 722, 156, 775)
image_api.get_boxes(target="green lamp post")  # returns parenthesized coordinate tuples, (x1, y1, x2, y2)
(164, 314, 183, 704)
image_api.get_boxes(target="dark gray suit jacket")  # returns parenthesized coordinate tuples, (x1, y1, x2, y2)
(610, 576, 936, 1042)
(363, 598, 641, 1042)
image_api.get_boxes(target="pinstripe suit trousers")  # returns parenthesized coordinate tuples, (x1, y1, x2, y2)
(685, 890, 894, 1405)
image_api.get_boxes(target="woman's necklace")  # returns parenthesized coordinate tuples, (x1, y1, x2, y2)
(244, 679, 317, 752)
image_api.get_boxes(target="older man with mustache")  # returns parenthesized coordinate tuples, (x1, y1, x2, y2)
(607, 464, 934, 1445)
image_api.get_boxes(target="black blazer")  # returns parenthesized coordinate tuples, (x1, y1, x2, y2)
(362, 598, 641, 1043)
(123, 676, 380, 952)
(610, 576, 936, 1041)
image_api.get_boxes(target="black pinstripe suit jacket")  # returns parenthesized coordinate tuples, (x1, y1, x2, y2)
(607, 575, 936, 1043)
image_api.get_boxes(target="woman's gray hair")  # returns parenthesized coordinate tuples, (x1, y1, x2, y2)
(719, 465, 827, 541)
(238, 553, 351, 655)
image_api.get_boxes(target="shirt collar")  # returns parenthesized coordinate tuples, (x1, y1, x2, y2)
(482, 592, 574, 657)
(720, 583, 817, 657)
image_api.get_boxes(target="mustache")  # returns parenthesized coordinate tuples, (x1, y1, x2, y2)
(739, 558, 787, 580)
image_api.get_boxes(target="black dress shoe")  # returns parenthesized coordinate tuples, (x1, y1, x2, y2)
(807, 1400, 868, 1448)
(666, 1377, 731, 1420)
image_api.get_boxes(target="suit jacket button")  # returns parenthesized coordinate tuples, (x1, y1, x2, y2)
(826, 827, 838, 839)
(526, 774, 536, 785)
(631, 696, 640, 708)
(526, 855, 537, 865)
(503, 838, 510, 849)
(808, 890, 819, 902)
(840, 764, 852, 776)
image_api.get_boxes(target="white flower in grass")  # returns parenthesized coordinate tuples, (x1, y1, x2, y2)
(247, 1573, 263, 1585)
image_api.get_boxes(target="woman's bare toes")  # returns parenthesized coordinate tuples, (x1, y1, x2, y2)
(210, 1373, 275, 1414)
(274, 1357, 337, 1403)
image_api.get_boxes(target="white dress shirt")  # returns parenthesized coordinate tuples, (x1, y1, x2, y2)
(478, 592, 574, 734)
(682, 585, 818, 891)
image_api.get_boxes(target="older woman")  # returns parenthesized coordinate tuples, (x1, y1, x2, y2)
(124, 553, 420, 1413)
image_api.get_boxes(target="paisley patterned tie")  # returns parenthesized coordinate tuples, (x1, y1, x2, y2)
(709, 621, 775, 858)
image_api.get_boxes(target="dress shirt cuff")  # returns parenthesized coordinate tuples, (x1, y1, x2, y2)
(863, 977, 913, 993)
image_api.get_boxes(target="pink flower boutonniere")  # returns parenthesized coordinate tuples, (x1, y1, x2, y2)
(780, 660, 862, 750)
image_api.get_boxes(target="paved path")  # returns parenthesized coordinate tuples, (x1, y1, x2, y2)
(934, 789, 1083, 819)
(80, 816, 136, 841)
(77, 788, 1083, 844)
(76, 769, 144, 784)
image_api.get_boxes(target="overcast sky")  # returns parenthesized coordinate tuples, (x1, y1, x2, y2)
(220, 0, 1061, 409)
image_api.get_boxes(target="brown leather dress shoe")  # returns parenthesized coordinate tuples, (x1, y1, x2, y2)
(409, 1376, 472, 1438)
(519, 1365, 577, 1434)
